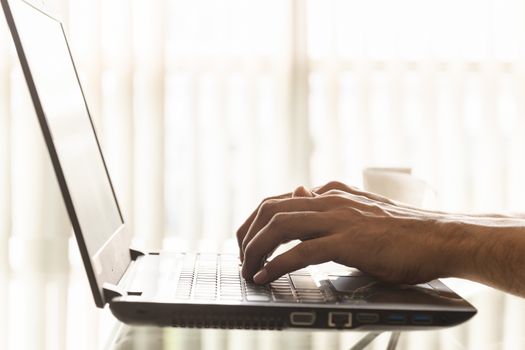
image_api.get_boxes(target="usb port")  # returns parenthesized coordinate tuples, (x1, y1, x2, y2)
(386, 313, 406, 324)
(328, 312, 352, 328)
(412, 313, 433, 325)
(356, 313, 380, 324)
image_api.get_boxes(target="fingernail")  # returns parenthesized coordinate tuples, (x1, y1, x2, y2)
(253, 269, 268, 284)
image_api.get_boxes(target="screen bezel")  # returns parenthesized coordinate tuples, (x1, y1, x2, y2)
(1, 0, 133, 307)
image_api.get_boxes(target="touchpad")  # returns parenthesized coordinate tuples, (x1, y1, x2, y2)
(329, 275, 381, 292)
(327, 276, 461, 306)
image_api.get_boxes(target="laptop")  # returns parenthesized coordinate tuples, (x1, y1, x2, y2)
(2, 0, 476, 330)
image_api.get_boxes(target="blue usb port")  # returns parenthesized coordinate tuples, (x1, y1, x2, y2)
(412, 314, 433, 325)
(386, 313, 406, 324)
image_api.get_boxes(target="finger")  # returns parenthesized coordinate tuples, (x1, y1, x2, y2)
(238, 186, 314, 260)
(313, 182, 386, 205)
(241, 211, 334, 279)
(241, 196, 338, 259)
(313, 181, 394, 205)
(252, 236, 335, 284)
(313, 181, 354, 194)
(292, 185, 316, 198)
(236, 192, 291, 259)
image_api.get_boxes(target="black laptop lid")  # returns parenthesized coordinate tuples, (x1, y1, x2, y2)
(2, 0, 133, 307)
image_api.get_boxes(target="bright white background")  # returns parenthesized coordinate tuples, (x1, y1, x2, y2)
(2, 0, 525, 349)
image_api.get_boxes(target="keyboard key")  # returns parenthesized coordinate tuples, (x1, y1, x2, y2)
(194, 292, 217, 298)
(246, 294, 271, 302)
(290, 275, 318, 290)
(173, 254, 320, 305)
(273, 293, 294, 300)
(246, 288, 268, 293)
(298, 298, 324, 303)
(221, 283, 240, 287)
(296, 290, 323, 296)
(221, 296, 243, 301)
(194, 292, 216, 297)
(270, 284, 291, 289)
(221, 287, 241, 291)
(273, 293, 297, 302)
(221, 289, 241, 293)
(221, 278, 240, 282)
(270, 282, 290, 287)
(220, 292, 242, 296)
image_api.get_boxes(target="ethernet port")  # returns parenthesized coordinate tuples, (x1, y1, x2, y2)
(328, 312, 352, 328)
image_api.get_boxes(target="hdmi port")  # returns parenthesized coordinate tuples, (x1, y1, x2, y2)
(356, 313, 379, 324)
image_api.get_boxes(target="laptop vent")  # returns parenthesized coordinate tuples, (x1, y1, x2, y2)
(171, 312, 284, 330)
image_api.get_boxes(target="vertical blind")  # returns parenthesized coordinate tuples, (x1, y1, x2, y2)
(2, 0, 525, 349)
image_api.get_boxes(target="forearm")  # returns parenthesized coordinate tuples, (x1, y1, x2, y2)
(440, 220, 525, 297)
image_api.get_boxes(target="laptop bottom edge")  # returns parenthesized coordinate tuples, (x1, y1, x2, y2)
(109, 300, 476, 331)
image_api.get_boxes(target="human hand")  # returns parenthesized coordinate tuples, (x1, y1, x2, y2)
(237, 181, 460, 286)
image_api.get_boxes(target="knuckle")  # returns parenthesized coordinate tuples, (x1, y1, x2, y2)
(257, 197, 272, 214)
(260, 197, 272, 206)
(325, 180, 344, 189)
(269, 212, 287, 226)
(294, 185, 305, 192)
(370, 203, 390, 216)
(322, 192, 348, 206)
(259, 198, 278, 215)
(369, 203, 383, 211)
(324, 189, 344, 196)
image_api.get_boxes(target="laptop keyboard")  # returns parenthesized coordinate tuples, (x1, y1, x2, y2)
(173, 253, 327, 303)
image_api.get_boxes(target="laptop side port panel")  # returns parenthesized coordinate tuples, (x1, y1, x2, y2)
(328, 311, 352, 329)
(289, 311, 316, 326)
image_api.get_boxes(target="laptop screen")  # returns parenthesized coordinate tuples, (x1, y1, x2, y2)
(10, 0, 123, 258)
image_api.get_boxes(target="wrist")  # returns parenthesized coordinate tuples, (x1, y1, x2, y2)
(430, 219, 482, 280)
(427, 216, 525, 295)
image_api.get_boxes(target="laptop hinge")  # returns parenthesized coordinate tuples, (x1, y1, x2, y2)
(129, 248, 146, 261)
(102, 283, 125, 304)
